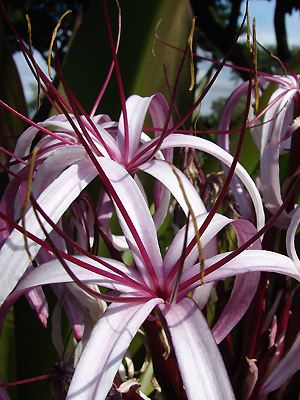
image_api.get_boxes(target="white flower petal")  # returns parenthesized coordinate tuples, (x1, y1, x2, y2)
(67, 298, 163, 400)
(161, 298, 235, 400)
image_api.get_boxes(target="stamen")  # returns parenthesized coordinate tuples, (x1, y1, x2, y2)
(25, 14, 33, 51)
(0, 373, 58, 388)
(48, 10, 72, 79)
(90, 1, 122, 117)
(101, 0, 129, 162)
(166, 0, 250, 134)
(133, 0, 250, 167)
(169, 45, 254, 279)
(188, 17, 196, 92)
(31, 199, 154, 303)
(256, 40, 288, 77)
(30, 195, 154, 295)
(154, 34, 274, 79)
(246, 6, 263, 113)
(179, 174, 300, 292)
(26, 14, 41, 108)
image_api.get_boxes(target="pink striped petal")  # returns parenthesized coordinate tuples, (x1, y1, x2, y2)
(117, 93, 170, 162)
(286, 206, 300, 266)
(164, 213, 230, 277)
(212, 272, 260, 344)
(161, 298, 235, 400)
(117, 95, 155, 160)
(16, 256, 143, 294)
(97, 158, 163, 288)
(182, 251, 300, 295)
(212, 220, 261, 343)
(260, 90, 297, 227)
(66, 298, 163, 400)
(10, 114, 70, 175)
(204, 251, 300, 283)
(160, 134, 265, 230)
(32, 147, 85, 197)
(218, 80, 256, 221)
(139, 160, 206, 217)
(0, 159, 97, 305)
(25, 286, 49, 327)
(52, 283, 85, 341)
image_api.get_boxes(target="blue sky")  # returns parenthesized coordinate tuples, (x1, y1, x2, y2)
(245, 0, 300, 47)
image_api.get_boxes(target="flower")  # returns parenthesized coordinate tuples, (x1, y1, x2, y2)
(0, 88, 265, 307)
(4, 158, 299, 399)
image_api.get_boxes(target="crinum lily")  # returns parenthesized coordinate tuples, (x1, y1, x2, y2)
(0, 0, 265, 306)
(0, 85, 266, 306)
(3, 158, 299, 400)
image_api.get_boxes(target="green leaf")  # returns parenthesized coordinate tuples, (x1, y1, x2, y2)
(61, 0, 193, 117)
(140, 360, 155, 396)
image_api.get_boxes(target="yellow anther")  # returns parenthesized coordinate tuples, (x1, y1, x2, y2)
(25, 14, 32, 50)
(26, 14, 41, 109)
(188, 17, 196, 91)
(48, 10, 72, 79)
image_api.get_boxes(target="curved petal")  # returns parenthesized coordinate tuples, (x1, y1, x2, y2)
(260, 87, 296, 153)
(117, 95, 154, 160)
(161, 298, 234, 400)
(212, 272, 260, 344)
(52, 283, 86, 341)
(139, 159, 206, 217)
(286, 206, 300, 266)
(10, 114, 70, 175)
(203, 251, 300, 283)
(117, 93, 170, 162)
(160, 134, 265, 230)
(66, 298, 163, 400)
(192, 282, 215, 310)
(212, 220, 261, 343)
(218, 80, 256, 221)
(0, 159, 97, 305)
(164, 213, 231, 278)
(0, 256, 148, 334)
(32, 147, 85, 196)
(260, 90, 296, 227)
(16, 256, 143, 294)
(181, 250, 300, 294)
(152, 180, 170, 230)
(25, 286, 49, 327)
